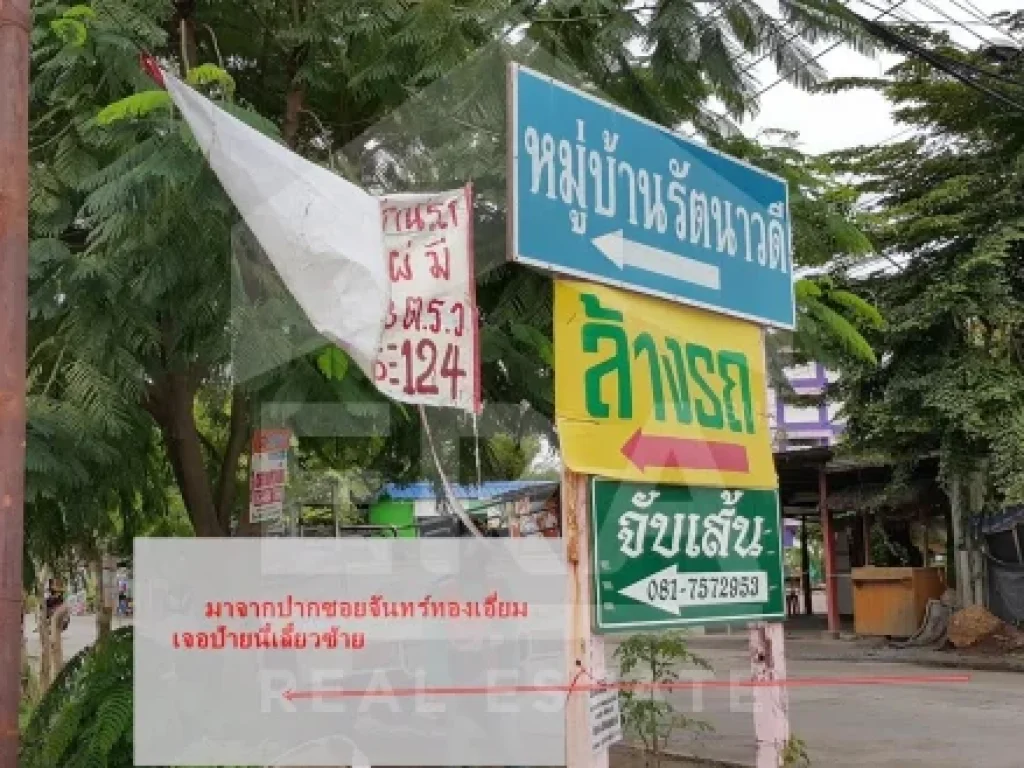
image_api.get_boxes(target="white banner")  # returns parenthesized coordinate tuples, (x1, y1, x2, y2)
(164, 73, 388, 378)
(373, 186, 480, 412)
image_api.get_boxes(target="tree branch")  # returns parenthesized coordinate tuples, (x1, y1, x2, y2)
(197, 428, 223, 466)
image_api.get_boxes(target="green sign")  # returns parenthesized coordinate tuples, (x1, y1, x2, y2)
(591, 479, 784, 631)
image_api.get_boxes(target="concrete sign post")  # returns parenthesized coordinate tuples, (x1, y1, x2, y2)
(562, 469, 609, 768)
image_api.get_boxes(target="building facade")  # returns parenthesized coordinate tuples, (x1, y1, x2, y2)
(768, 361, 844, 451)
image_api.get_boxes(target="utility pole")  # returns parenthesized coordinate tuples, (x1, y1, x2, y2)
(0, 0, 30, 763)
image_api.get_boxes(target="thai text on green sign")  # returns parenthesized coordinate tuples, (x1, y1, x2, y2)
(590, 479, 784, 631)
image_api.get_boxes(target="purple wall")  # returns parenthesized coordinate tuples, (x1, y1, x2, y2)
(772, 362, 844, 450)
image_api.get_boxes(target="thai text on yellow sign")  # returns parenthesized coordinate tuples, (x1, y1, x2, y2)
(555, 280, 776, 489)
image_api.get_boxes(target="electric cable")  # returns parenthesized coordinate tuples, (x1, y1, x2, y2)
(752, 0, 910, 99)
(847, 6, 1024, 110)
(944, 0, 1023, 45)
(915, 0, 997, 49)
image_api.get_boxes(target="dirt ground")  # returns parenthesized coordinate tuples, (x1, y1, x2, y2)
(610, 745, 717, 767)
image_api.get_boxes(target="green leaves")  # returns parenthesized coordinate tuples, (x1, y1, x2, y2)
(316, 345, 351, 381)
(50, 18, 88, 47)
(794, 276, 884, 366)
(832, 24, 1024, 502)
(95, 90, 172, 124)
(186, 63, 236, 95)
(49, 5, 96, 47)
(21, 628, 135, 768)
(25, 0, 898, 544)
(827, 288, 884, 330)
(510, 322, 553, 366)
(614, 631, 713, 757)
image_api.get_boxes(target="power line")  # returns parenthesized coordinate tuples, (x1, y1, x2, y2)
(648, 0, 875, 118)
(852, 0, 1022, 82)
(884, 18, 1020, 27)
(732, 2, 845, 83)
(847, 6, 1024, 111)
(914, 0, 997, 49)
(877, 124, 918, 144)
(752, 0, 910, 100)
(848, 0, 1024, 88)
(855, 0, 979, 53)
(943, 0, 1023, 45)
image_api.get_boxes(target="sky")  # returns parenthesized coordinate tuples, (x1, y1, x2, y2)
(740, 0, 1019, 154)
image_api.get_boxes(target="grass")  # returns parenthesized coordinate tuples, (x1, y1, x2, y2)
(18, 695, 34, 731)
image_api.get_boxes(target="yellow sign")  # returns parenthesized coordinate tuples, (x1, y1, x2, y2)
(555, 280, 776, 489)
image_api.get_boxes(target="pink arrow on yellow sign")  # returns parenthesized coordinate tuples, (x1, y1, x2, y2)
(620, 428, 750, 473)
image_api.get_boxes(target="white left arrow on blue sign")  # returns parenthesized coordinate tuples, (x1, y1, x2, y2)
(592, 231, 721, 291)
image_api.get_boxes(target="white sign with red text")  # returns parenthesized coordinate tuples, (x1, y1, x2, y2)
(249, 428, 290, 524)
(374, 186, 480, 412)
(134, 538, 566, 766)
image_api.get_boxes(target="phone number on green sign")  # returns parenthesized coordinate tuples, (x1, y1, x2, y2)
(643, 569, 769, 607)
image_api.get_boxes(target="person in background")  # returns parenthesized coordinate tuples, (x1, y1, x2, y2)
(44, 579, 70, 631)
(44, 579, 62, 618)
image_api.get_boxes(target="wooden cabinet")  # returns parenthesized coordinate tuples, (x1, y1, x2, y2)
(851, 566, 946, 637)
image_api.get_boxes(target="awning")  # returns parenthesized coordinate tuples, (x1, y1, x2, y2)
(973, 505, 1024, 535)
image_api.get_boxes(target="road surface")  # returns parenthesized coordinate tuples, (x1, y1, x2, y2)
(606, 641, 1024, 767)
(23, 612, 130, 663)
(26, 617, 1024, 766)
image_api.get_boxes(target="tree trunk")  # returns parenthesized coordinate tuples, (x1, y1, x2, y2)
(281, 37, 308, 148)
(148, 370, 253, 537)
(20, 616, 28, 699)
(173, 0, 199, 72)
(49, 605, 69, 677)
(215, 387, 249, 533)
(36, 582, 51, 691)
(93, 557, 111, 640)
(282, 79, 306, 147)
(155, 373, 225, 537)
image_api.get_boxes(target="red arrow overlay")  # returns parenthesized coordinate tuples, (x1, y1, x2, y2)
(282, 674, 970, 701)
(621, 428, 749, 473)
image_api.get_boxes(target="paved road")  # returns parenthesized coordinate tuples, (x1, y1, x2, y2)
(23, 613, 131, 663)
(606, 641, 1024, 768)
(27, 617, 1024, 766)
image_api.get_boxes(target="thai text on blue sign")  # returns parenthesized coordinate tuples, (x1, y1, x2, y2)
(509, 64, 795, 329)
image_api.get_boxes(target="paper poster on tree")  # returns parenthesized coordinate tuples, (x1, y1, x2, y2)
(249, 428, 290, 524)
(374, 185, 481, 412)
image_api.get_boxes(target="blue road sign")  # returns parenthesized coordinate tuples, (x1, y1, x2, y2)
(509, 64, 795, 329)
